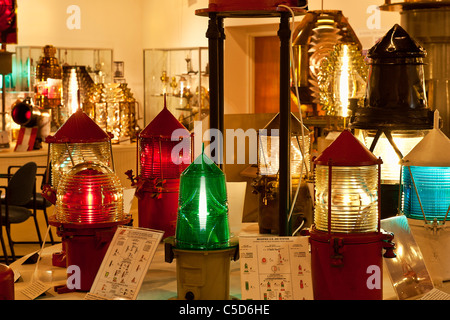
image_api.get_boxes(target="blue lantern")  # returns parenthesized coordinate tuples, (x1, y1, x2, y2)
(401, 111, 450, 223)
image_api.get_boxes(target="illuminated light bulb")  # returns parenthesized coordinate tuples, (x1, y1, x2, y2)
(67, 68, 79, 115)
(198, 176, 208, 230)
(317, 43, 368, 118)
(338, 45, 350, 116)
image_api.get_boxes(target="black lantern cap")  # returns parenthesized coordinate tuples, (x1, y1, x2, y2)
(350, 24, 433, 130)
(368, 24, 426, 59)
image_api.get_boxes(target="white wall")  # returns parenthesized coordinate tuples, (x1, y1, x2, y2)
(16, 0, 145, 121)
(13, 0, 401, 121)
(220, 1, 401, 114)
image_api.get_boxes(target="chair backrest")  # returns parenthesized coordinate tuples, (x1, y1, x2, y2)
(7, 162, 37, 206)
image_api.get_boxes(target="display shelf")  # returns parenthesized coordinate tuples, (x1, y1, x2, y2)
(143, 47, 209, 130)
(10, 46, 113, 93)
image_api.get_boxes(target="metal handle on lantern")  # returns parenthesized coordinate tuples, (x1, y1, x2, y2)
(381, 231, 396, 258)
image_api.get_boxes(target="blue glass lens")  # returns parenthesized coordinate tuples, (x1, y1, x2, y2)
(402, 166, 450, 220)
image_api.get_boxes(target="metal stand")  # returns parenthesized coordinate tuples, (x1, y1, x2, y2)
(198, 7, 305, 235)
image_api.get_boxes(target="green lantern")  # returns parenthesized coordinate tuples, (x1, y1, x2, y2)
(175, 147, 230, 250)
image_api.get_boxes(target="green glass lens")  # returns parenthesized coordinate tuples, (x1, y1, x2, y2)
(175, 150, 230, 250)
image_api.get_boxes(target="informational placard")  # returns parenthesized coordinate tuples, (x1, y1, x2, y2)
(85, 226, 163, 300)
(239, 236, 313, 300)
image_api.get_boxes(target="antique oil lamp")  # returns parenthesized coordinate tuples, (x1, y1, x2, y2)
(309, 130, 395, 300)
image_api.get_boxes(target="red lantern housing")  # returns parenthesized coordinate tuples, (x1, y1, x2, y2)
(135, 101, 192, 237)
(45, 108, 129, 292)
(309, 130, 395, 300)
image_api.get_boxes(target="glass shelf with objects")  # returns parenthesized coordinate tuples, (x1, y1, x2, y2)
(11, 46, 113, 93)
(144, 47, 209, 131)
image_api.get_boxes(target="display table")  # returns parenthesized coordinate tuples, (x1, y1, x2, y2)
(8, 223, 409, 301)
(10, 241, 242, 300)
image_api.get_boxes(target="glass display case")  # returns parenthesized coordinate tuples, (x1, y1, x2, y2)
(0, 46, 113, 142)
(11, 46, 113, 93)
(144, 47, 209, 131)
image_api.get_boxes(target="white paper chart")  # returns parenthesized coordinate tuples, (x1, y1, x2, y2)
(86, 226, 163, 300)
(239, 236, 313, 300)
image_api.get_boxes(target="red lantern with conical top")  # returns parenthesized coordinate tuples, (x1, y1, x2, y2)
(43, 108, 114, 204)
(45, 108, 130, 292)
(132, 97, 192, 237)
(309, 130, 396, 300)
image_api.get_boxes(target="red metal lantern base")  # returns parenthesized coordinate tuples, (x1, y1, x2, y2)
(0, 264, 14, 300)
(49, 216, 131, 292)
(137, 178, 180, 238)
(309, 227, 393, 300)
(138, 193, 178, 237)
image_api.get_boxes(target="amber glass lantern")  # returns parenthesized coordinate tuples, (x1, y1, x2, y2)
(292, 10, 362, 111)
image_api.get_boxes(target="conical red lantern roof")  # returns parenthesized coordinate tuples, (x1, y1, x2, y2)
(314, 130, 382, 166)
(46, 108, 111, 143)
(139, 100, 190, 139)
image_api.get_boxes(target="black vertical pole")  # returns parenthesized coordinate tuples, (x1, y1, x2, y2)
(206, 13, 222, 167)
(278, 12, 291, 236)
(218, 16, 225, 169)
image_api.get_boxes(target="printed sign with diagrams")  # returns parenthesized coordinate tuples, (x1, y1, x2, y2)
(86, 226, 163, 300)
(240, 236, 313, 300)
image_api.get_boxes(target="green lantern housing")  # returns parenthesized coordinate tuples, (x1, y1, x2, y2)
(175, 148, 230, 250)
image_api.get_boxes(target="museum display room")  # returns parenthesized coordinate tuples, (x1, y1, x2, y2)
(0, 0, 450, 308)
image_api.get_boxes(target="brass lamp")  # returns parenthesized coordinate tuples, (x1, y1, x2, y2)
(292, 10, 362, 114)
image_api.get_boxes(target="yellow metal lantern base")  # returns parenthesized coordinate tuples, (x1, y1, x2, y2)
(408, 218, 450, 285)
(165, 238, 239, 300)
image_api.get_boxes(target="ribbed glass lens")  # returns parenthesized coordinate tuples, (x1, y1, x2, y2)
(139, 137, 190, 179)
(175, 152, 230, 250)
(402, 166, 450, 221)
(258, 135, 310, 177)
(314, 165, 379, 233)
(55, 162, 124, 224)
(50, 142, 112, 189)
